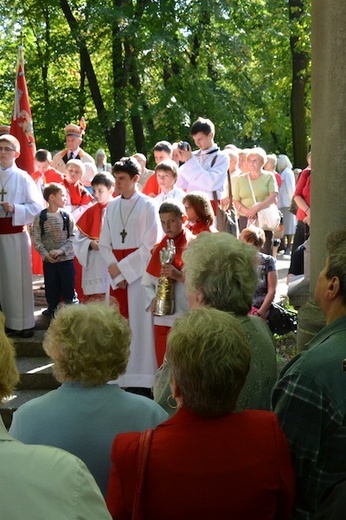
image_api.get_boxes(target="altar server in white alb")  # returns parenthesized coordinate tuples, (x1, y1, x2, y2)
(73, 173, 115, 300)
(99, 157, 160, 389)
(0, 134, 41, 337)
(176, 117, 229, 205)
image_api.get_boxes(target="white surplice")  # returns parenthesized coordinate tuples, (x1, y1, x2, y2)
(0, 164, 42, 330)
(99, 192, 160, 388)
(73, 204, 109, 296)
(176, 145, 229, 200)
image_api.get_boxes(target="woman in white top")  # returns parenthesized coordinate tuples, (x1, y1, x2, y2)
(276, 154, 296, 254)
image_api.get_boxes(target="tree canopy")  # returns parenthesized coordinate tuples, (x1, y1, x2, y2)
(0, 0, 311, 167)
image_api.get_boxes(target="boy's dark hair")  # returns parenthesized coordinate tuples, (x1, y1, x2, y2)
(91, 173, 115, 189)
(159, 201, 186, 219)
(112, 157, 141, 179)
(155, 159, 178, 180)
(153, 141, 172, 154)
(190, 117, 215, 137)
(43, 183, 63, 202)
(35, 149, 52, 162)
(182, 192, 214, 226)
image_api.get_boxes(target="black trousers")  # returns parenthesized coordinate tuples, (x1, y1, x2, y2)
(292, 220, 310, 256)
(43, 259, 76, 312)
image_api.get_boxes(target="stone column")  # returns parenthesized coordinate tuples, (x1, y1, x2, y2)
(297, 0, 346, 350)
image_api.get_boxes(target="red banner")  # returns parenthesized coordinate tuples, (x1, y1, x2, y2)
(10, 46, 36, 175)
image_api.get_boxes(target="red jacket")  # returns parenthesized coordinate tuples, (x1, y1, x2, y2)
(186, 220, 216, 235)
(294, 167, 311, 222)
(142, 174, 160, 197)
(106, 408, 295, 520)
(31, 167, 63, 184)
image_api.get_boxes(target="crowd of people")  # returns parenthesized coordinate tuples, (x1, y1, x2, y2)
(2, 116, 346, 519)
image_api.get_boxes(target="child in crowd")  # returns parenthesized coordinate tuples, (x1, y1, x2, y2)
(154, 159, 186, 207)
(74, 173, 115, 301)
(142, 201, 194, 366)
(31, 149, 64, 274)
(33, 183, 77, 318)
(183, 191, 217, 235)
(240, 225, 277, 320)
(143, 140, 173, 197)
(63, 159, 93, 220)
(63, 159, 93, 300)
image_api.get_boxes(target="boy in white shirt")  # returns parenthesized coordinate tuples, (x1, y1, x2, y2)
(154, 159, 186, 207)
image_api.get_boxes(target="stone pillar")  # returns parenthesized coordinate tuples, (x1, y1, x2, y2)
(296, 0, 346, 351)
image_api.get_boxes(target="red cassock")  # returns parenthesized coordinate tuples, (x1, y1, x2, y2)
(106, 408, 295, 520)
(142, 174, 160, 197)
(186, 220, 215, 235)
(31, 168, 64, 185)
(146, 228, 193, 366)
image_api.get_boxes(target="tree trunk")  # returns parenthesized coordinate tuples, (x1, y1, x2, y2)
(289, 0, 309, 168)
(31, 6, 52, 139)
(59, 0, 126, 160)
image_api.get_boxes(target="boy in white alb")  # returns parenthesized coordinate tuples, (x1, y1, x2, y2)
(154, 159, 186, 207)
(0, 134, 41, 337)
(99, 157, 160, 390)
(74, 173, 115, 299)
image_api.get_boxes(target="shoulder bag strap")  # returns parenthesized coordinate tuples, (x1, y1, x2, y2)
(247, 174, 257, 205)
(212, 154, 219, 206)
(132, 429, 154, 520)
(227, 170, 233, 201)
(212, 189, 218, 206)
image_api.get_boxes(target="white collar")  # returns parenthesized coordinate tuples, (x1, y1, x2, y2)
(0, 164, 16, 174)
(197, 144, 218, 156)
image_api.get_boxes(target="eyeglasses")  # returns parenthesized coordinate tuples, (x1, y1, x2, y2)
(0, 146, 15, 152)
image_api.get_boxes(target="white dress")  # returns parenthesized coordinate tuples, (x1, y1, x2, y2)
(73, 203, 109, 296)
(0, 164, 42, 330)
(99, 191, 160, 387)
(278, 167, 296, 235)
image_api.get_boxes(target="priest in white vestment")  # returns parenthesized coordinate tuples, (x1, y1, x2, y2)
(0, 135, 41, 335)
(99, 157, 160, 389)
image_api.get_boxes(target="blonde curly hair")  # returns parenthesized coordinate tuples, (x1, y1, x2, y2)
(166, 307, 250, 416)
(0, 312, 20, 402)
(183, 232, 258, 315)
(43, 302, 131, 386)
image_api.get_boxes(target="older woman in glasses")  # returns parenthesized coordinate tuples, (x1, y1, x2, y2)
(233, 147, 278, 254)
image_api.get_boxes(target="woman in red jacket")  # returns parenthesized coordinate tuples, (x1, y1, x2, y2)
(106, 307, 295, 520)
(292, 152, 311, 254)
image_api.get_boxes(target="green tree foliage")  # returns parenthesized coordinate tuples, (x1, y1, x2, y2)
(0, 0, 311, 167)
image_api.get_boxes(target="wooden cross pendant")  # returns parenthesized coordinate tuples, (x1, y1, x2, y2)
(0, 187, 7, 202)
(120, 229, 127, 243)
